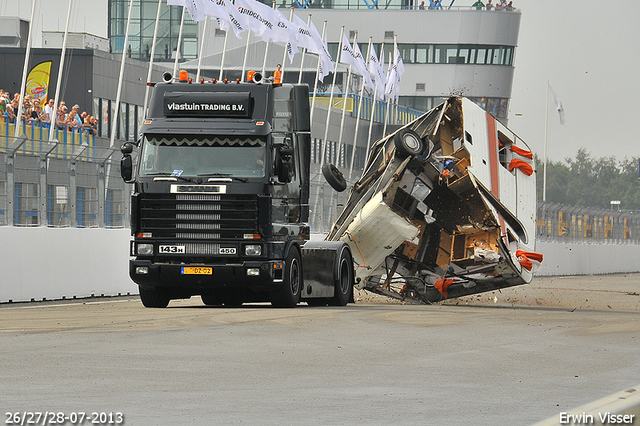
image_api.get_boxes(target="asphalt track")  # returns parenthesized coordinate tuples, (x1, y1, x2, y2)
(1, 274, 638, 426)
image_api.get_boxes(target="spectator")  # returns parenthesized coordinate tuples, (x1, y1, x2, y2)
(506, 1, 515, 10)
(496, 0, 506, 9)
(90, 116, 98, 136)
(273, 64, 282, 85)
(29, 103, 44, 126)
(5, 102, 16, 124)
(67, 105, 80, 132)
(486, 0, 493, 9)
(43, 98, 56, 125)
(0, 98, 6, 117)
(56, 106, 68, 130)
(472, 0, 485, 9)
(419, 1, 425, 9)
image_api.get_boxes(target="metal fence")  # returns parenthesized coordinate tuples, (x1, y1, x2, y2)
(0, 132, 130, 228)
(537, 202, 640, 245)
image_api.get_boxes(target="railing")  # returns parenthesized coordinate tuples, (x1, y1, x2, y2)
(0, 133, 129, 228)
(290, 0, 521, 11)
(312, 93, 423, 125)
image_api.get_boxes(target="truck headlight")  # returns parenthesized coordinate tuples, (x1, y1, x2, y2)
(244, 244, 262, 256)
(137, 243, 154, 255)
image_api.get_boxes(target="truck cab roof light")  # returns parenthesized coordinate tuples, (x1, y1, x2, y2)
(212, 78, 216, 84)
(200, 78, 204, 83)
(236, 79, 241, 84)
(224, 78, 229, 84)
(178, 70, 188, 82)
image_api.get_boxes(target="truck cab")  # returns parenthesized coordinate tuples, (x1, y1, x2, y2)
(121, 73, 353, 308)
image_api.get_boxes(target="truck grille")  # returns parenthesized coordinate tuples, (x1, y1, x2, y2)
(138, 193, 258, 239)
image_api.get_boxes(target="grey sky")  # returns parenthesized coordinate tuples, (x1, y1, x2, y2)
(508, 0, 640, 163)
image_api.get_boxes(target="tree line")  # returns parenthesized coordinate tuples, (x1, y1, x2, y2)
(536, 148, 640, 211)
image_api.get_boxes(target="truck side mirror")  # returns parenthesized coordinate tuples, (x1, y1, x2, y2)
(121, 142, 135, 183)
(277, 143, 294, 184)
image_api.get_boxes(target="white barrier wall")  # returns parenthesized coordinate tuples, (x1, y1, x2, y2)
(2, 229, 640, 303)
(0, 228, 132, 303)
(536, 241, 640, 276)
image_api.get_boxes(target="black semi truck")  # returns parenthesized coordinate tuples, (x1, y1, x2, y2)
(121, 71, 354, 308)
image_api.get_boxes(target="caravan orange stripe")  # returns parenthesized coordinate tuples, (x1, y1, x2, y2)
(486, 113, 499, 197)
(486, 113, 506, 239)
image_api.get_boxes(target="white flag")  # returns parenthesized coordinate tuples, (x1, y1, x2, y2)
(352, 41, 374, 89)
(313, 21, 334, 81)
(339, 34, 372, 88)
(167, 0, 247, 38)
(235, 0, 279, 41)
(385, 43, 403, 101)
(549, 85, 565, 125)
(292, 14, 318, 53)
(368, 47, 385, 99)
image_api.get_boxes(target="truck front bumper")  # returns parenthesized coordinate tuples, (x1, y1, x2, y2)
(129, 259, 284, 292)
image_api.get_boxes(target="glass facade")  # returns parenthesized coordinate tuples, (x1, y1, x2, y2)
(329, 43, 514, 66)
(109, 0, 198, 61)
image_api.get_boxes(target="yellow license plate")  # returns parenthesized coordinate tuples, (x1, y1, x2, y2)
(181, 267, 212, 275)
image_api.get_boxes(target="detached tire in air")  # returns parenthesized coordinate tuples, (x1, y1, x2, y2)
(271, 248, 303, 308)
(394, 129, 426, 159)
(322, 163, 347, 192)
(139, 286, 170, 308)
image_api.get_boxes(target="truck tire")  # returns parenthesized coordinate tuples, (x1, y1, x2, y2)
(139, 286, 170, 308)
(394, 129, 426, 159)
(271, 248, 302, 308)
(322, 163, 347, 192)
(328, 249, 353, 306)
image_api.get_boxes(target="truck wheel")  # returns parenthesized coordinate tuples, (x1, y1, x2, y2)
(329, 249, 353, 306)
(139, 286, 170, 308)
(201, 292, 223, 306)
(271, 248, 302, 308)
(322, 163, 347, 192)
(394, 129, 426, 159)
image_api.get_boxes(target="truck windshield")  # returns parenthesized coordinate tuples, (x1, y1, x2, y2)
(139, 134, 267, 178)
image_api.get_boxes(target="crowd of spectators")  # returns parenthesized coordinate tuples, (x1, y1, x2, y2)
(0, 89, 98, 136)
(472, 0, 516, 10)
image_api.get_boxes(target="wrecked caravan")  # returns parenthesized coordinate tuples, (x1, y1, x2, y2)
(324, 97, 542, 303)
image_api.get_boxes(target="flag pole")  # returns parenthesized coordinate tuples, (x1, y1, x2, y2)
(382, 49, 392, 138)
(280, 7, 295, 82)
(366, 41, 384, 171)
(348, 36, 372, 181)
(110, 0, 134, 147)
(320, 25, 345, 169)
(48, 0, 73, 142)
(143, 0, 163, 119)
(309, 20, 327, 125)
(543, 80, 549, 202)
(14, 0, 37, 139)
(336, 31, 357, 167)
(261, 1, 277, 78)
(196, 17, 209, 81)
(298, 14, 312, 84)
(218, 26, 229, 81)
(172, 7, 186, 78)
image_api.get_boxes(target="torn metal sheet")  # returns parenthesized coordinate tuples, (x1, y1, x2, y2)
(324, 97, 542, 303)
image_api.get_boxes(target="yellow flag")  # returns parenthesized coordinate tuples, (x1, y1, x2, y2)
(26, 61, 52, 107)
